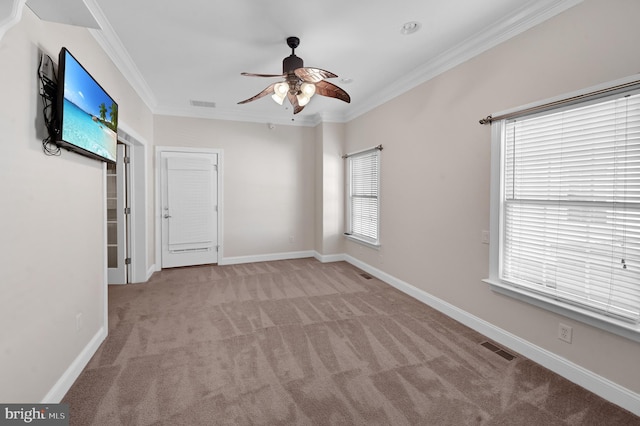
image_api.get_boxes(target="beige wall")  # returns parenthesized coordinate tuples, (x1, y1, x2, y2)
(0, 7, 153, 401)
(314, 124, 324, 253)
(153, 116, 316, 259)
(344, 0, 640, 393)
(2, 0, 639, 409)
(313, 122, 346, 257)
(319, 122, 346, 256)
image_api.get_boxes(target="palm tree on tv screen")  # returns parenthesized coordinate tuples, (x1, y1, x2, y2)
(109, 103, 118, 131)
(99, 103, 107, 122)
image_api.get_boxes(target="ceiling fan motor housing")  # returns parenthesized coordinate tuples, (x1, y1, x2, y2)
(283, 54, 303, 74)
(283, 36, 304, 94)
(283, 36, 303, 74)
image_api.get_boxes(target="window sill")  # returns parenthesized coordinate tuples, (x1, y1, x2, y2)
(344, 234, 381, 250)
(483, 278, 640, 344)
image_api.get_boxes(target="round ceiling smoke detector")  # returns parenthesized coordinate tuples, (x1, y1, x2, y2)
(401, 21, 421, 35)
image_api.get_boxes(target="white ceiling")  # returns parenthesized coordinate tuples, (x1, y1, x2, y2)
(32, 0, 582, 126)
(26, 0, 100, 29)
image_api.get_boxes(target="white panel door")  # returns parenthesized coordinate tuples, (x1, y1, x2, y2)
(161, 151, 218, 268)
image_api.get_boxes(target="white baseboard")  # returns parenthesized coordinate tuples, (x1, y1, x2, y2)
(219, 250, 316, 266)
(146, 264, 157, 280)
(89, 250, 640, 415)
(313, 252, 346, 263)
(340, 254, 640, 417)
(41, 326, 107, 403)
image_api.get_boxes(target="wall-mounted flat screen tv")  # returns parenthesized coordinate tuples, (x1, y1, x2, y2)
(56, 47, 118, 163)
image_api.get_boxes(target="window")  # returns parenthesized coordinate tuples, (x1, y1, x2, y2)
(487, 82, 640, 337)
(346, 149, 380, 246)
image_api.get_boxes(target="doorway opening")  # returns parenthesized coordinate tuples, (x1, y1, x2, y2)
(107, 143, 130, 284)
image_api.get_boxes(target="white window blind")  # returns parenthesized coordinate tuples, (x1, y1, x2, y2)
(348, 150, 380, 244)
(501, 92, 640, 322)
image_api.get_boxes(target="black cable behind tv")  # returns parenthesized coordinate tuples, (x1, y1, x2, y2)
(38, 52, 61, 156)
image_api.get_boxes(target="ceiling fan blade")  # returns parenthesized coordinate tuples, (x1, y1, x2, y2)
(287, 92, 305, 114)
(294, 67, 338, 83)
(241, 72, 285, 78)
(237, 83, 277, 104)
(315, 80, 351, 103)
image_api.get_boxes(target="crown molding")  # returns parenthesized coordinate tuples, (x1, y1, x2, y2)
(79, 0, 581, 126)
(82, 0, 158, 111)
(0, 0, 26, 42)
(154, 104, 322, 127)
(343, 0, 584, 122)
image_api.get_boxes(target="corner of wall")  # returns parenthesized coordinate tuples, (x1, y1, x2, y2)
(338, 254, 640, 417)
(41, 326, 107, 403)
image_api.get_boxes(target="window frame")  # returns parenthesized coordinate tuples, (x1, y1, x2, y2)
(345, 149, 381, 248)
(485, 75, 640, 343)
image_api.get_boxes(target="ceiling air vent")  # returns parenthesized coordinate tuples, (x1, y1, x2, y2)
(190, 100, 216, 108)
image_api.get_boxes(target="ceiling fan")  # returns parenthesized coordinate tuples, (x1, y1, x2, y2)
(238, 36, 351, 114)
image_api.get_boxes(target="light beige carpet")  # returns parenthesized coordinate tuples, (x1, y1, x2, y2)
(63, 258, 640, 425)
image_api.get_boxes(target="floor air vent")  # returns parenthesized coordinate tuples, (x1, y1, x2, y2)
(359, 273, 373, 280)
(481, 341, 516, 361)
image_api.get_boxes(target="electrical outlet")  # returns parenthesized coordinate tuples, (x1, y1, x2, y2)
(558, 323, 572, 343)
(481, 230, 490, 244)
(76, 312, 83, 332)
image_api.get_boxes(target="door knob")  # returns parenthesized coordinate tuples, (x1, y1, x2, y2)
(164, 214, 172, 219)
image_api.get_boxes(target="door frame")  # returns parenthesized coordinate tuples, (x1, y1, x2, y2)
(117, 123, 151, 283)
(155, 146, 224, 271)
(107, 143, 130, 284)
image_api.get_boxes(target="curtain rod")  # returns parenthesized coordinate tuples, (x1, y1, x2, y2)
(479, 78, 640, 125)
(342, 144, 383, 159)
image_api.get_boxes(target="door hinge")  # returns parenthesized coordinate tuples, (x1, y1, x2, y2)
(216, 245, 220, 252)
(125, 258, 131, 265)
(124, 156, 131, 164)
(124, 207, 131, 214)
(213, 164, 218, 171)
(214, 205, 218, 212)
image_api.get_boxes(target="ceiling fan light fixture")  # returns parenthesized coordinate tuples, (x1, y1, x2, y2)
(297, 82, 316, 106)
(300, 82, 316, 97)
(239, 36, 351, 114)
(271, 82, 289, 105)
(297, 93, 311, 107)
(272, 93, 286, 105)
(274, 82, 289, 95)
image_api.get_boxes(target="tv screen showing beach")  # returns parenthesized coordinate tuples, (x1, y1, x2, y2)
(59, 49, 117, 163)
